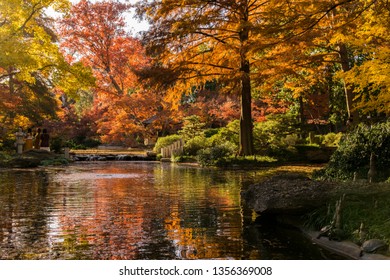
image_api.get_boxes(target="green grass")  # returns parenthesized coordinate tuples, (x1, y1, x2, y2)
(304, 183, 390, 249)
(214, 155, 278, 167)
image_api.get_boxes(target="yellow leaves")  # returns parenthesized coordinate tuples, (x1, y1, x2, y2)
(13, 115, 32, 130)
(342, 47, 390, 114)
(49, 0, 71, 13)
(0, 0, 68, 82)
(55, 61, 96, 100)
(328, 32, 349, 46)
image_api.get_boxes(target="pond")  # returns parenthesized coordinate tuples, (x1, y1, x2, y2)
(0, 162, 335, 260)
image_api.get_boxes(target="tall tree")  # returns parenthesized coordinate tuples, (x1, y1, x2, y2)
(59, 0, 135, 96)
(340, 0, 390, 116)
(259, 0, 390, 123)
(0, 0, 80, 139)
(135, 0, 285, 155)
(59, 0, 166, 144)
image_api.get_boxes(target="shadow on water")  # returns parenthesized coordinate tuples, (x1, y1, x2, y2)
(0, 162, 334, 260)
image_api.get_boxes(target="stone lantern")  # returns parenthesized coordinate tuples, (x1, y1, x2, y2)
(15, 127, 25, 154)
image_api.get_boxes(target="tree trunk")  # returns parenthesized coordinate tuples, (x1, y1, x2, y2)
(239, 21, 254, 156)
(239, 60, 254, 156)
(338, 43, 359, 125)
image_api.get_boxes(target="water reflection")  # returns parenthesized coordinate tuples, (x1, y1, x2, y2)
(0, 162, 327, 260)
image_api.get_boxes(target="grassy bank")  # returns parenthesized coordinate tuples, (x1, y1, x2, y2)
(303, 181, 390, 253)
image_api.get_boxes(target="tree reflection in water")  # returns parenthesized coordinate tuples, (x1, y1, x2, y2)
(0, 162, 327, 260)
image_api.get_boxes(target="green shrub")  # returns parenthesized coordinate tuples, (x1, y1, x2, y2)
(215, 155, 278, 167)
(64, 140, 86, 150)
(253, 113, 299, 155)
(197, 143, 235, 167)
(204, 128, 219, 138)
(322, 132, 343, 147)
(208, 120, 239, 147)
(178, 115, 206, 141)
(315, 121, 390, 181)
(63, 138, 100, 150)
(184, 135, 209, 156)
(0, 137, 16, 151)
(153, 134, 182, 153)
(50, 137, 63, 153)
(206, 120, 239, 155)
(282, 134, 300, 146)
(83, 138, 101, 148)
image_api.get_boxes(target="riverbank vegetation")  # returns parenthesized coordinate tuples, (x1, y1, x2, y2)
(1, 0, 389, 260)
(1, 1, 389, 159)
(304, 182, 390, 251)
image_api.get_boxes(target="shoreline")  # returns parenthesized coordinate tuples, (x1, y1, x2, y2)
(303, 229, 390, 260)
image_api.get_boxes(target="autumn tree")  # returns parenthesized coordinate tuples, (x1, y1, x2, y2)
(0, 0, 92, 146)
(340, 1, 390, 115)
(135, 0, 292, 155)
(59, 0, 167, 145)
(60, 0, 135, 96)
(259, 0, 390, 125)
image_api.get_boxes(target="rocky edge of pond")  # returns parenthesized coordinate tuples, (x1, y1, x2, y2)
(242, 174, 390, 260)
(0, 149, 69, 168)
(0, 149, 158, 168)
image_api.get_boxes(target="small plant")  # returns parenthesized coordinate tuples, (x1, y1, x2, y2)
(50, 137, 63, 153)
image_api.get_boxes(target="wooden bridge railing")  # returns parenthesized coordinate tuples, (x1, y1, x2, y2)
(160, 139, 184, 158)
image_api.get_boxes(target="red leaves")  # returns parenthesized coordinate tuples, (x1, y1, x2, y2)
(58, 0, 160, 144)
(59, 0, 150, 96)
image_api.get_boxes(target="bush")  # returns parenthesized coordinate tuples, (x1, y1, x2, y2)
(197, 143, 235, 167)
(50, 137, 63, 153)
(315, 121, 390, 181)
(204, 128, 219, 138)
(64, 140, 87, 150)
(82, 138, 101, 148)
(207, 121, 239, 153)
(178, 115, 206, 141)
(253, 113, 299, 155)
(214, 155, 278, 167)
(322, 132, 343, 147)
(153, 134, 182, 153)
(183, 135, 209, 156)
(61, 137, 101, 150)
(283, 134, 300, 146)
(0, 138, 16, 151)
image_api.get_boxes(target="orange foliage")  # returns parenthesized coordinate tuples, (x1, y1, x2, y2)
(59, 0, 176, 144)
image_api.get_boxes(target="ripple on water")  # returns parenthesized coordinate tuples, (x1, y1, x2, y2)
(54, 172, 141, 182)
(0, 162, 330, 260)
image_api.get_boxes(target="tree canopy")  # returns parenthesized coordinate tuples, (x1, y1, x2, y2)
(1, 0, 388, 150)
(136, 0, 390, 154)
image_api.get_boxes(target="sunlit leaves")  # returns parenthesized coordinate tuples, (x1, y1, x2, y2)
(58, 0, 164, 144)
(0, 0, 70, 82)
(0, 0, 75, 144)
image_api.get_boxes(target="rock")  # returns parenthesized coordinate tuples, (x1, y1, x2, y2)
(242, 173, 338, 216)
(4, 149, 67, 168)
(361, 239, 388, 255)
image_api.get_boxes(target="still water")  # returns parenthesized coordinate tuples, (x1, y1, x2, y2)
(0, 162, 330, 260)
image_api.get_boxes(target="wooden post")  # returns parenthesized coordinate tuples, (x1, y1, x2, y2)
(64, 147, 70, 160)
(367, 152, 377, 183)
